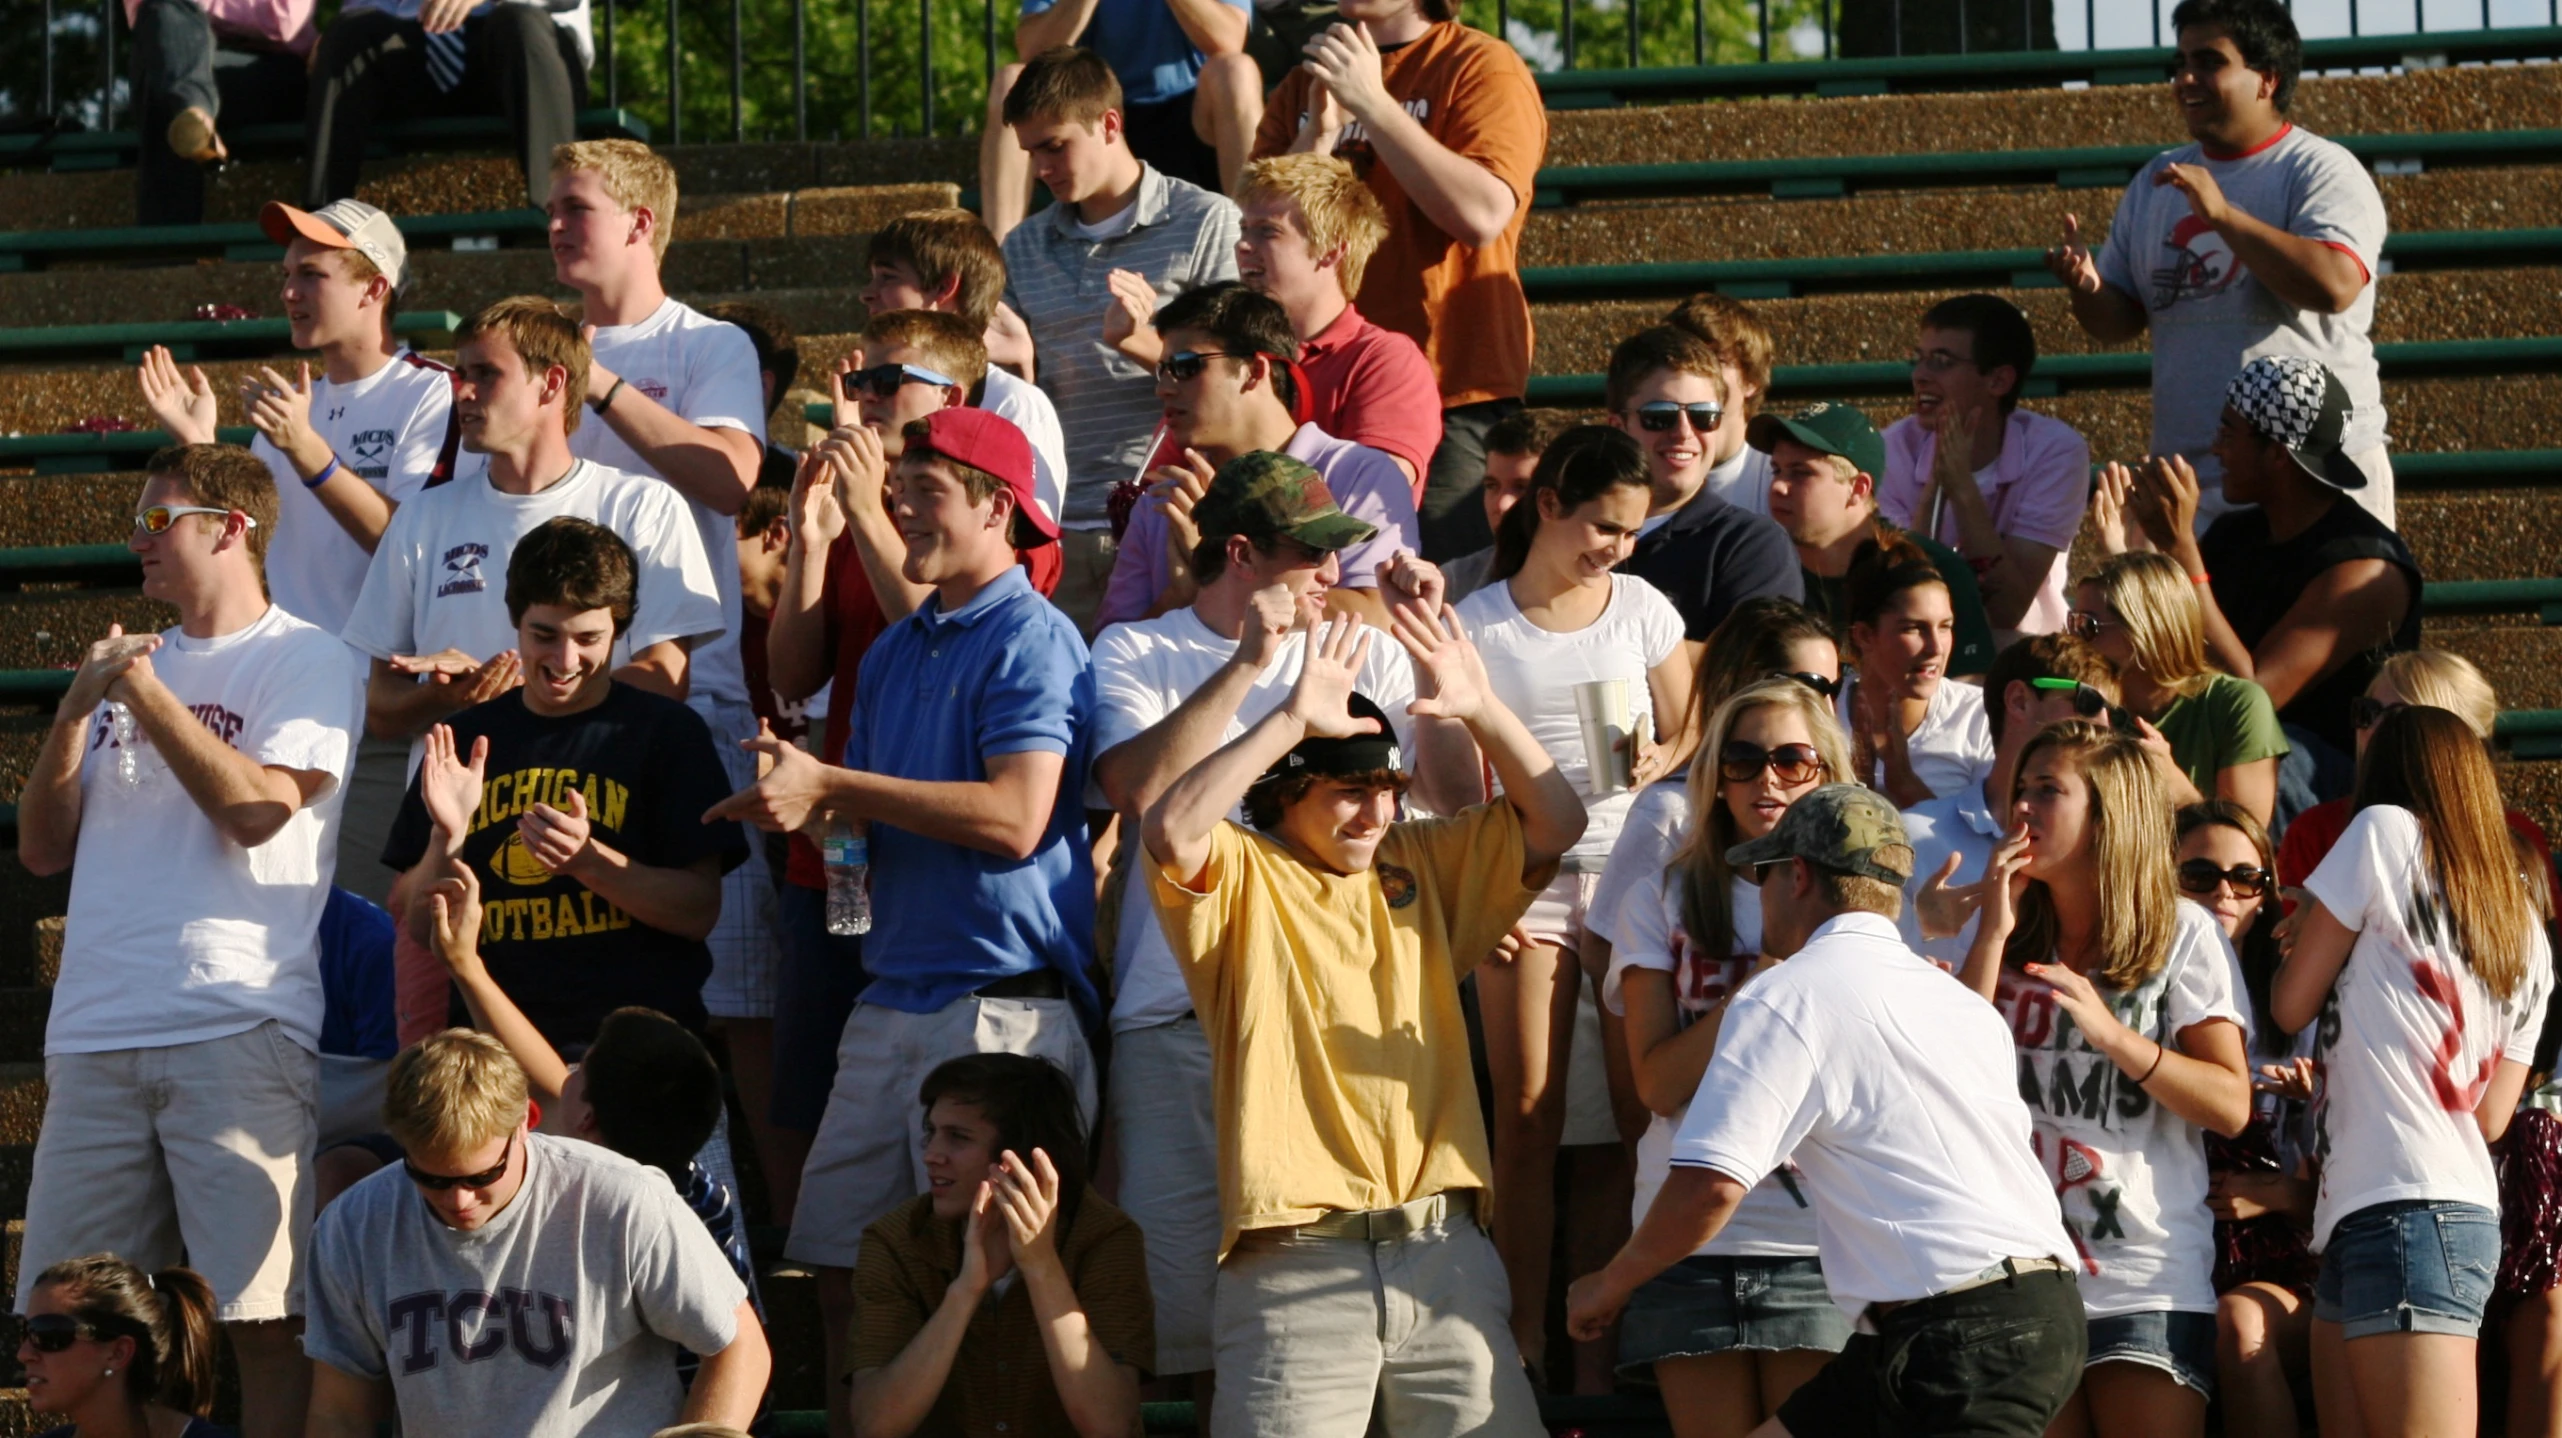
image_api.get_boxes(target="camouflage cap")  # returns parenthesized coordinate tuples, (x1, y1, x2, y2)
(1192, 451, 1378, 553)
(1746, 400, 1887, 480)
(1724, 782, 1915, 884)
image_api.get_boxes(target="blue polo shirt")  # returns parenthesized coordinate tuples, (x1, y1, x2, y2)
(844, 565, 1099, 1022)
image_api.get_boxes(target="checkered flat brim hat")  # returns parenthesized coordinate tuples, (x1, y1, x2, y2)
(2226, 355, 2369, 491)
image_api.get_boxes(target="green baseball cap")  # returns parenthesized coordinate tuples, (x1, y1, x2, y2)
(1724, 783, 1915, 885)
(1747, 401, 1887, 480)
(1192, 451, 1378, 553)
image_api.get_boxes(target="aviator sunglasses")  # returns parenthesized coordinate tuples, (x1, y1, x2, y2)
(1719, 740, 1826, 785)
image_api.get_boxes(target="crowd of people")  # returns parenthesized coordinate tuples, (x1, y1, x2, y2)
(22, 0, 2556, 1435)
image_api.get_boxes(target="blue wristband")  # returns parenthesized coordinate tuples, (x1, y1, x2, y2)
(304, 457, 341, 490)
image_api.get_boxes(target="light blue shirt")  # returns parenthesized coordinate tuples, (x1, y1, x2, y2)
(1896, 783, 2001, 972)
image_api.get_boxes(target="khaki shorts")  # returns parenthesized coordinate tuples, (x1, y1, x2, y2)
(17, 1021, 318, 1322)
(784, 995, 1095, 1269)
(1213, 1204, 1544, 1438)
(1107, 1017, 1220, 1375)
(698, 697, 781, 1020)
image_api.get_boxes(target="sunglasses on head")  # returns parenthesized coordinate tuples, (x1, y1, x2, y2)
(1719, 739, 1826, 786)
(1631, 400, 1724, 434)
(1775, 670, 1840, 699)
(1156, 350, 1240, 384)
(132, 505, 256, 536)
(404, 1133, 516, 1192)
(2178, 858, 2272, 898)
(22, 1314, 104, 1354)
(2351, 695, 2404, 731)
(842, 362, 958, 400)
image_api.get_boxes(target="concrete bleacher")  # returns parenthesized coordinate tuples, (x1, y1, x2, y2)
(0, 32, 2556, 1432)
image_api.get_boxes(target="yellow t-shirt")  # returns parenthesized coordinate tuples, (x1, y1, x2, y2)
(1148, 801, 1547, 1258)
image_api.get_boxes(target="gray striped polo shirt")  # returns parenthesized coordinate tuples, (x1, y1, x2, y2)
(1002, 164, 1241, 530)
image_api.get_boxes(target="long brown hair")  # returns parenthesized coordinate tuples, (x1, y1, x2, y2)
(2354, 705, 2539, 1001)
(2004, 720, 2180, 990)
(1690, 598, 1837, 741)
(2177, 800, 2285, 1045)
(34, 1255, 218, 1416)
(1674, 679, 1855, 955)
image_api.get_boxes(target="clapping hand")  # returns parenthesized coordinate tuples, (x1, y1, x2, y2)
(2044, 213, 2105, 296)
(136, 346, 219, 445)
(2131, 454, 2202, 556)
(955, 1175, 1017, 1299)
(704, 718, 836, 833)
(2154, 162, 2233, 228)
(240, 363, 321, 468)
(1149, 449, 1218, 567)
(389, 648, 523, 708)
(518, 785, 595, 877)
(829, 353, 863, 430)
(991, 1149, 1066, 1278)
(817, 424, 891, 529)
(2091, 461, 2136, 555)
(59, 623, 163, 721)
(1302, 22, 1391, 125)
(419, 724, 490, 844)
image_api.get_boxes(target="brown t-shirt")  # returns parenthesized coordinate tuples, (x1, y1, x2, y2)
(1253, 22, 1546, 410)
(851, 1190, 1156, 1438)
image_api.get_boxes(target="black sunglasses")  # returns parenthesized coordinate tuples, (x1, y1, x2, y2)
(2030, 676, 2137, 734)
(2178, 859, 2272, 898)
(842, 362, 958, 400)
(2063, 610, 2114, 641)
(1156, 350, 1240, 384)
(2351, 695, 2404, 731)
(404, 1133, 517, 1192)
(1719, 740, 1826, 786)
(23, 1314, 104, 1353)
(1631, 400, 1725, 434)
(1775, 670, 1840, 699)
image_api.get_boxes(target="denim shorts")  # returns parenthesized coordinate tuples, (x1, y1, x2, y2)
(2315, 1199, 2500, 1340)
(1617, 1254, 1853, 1373)
(2084, 1309, 2216, 1397)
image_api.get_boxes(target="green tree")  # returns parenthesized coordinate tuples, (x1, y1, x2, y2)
(600, 0, 1006, 142)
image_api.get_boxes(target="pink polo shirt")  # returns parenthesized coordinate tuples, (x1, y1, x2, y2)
(1298, 304, 1445, 501)
(1878, 409, 2092, 640)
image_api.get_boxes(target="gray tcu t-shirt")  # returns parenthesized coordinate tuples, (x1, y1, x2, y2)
(2096, 125, 2388, 502)
(305, 1133, 748, 1438)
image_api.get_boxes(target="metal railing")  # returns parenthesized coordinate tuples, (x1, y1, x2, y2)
(18, 0, 2562, 150)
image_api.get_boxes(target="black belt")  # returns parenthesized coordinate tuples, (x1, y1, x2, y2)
(975, 970, 1065, 1000)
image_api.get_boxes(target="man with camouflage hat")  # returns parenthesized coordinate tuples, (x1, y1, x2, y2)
(1089, 451, 1478, 1409)
(1141, 591, 1585, 1437)
(1566, 783, 2085, 1438)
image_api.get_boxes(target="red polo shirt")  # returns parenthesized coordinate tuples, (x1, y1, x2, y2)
(1298, 304, 1444, 502)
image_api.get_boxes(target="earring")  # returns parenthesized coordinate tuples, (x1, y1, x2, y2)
(102, 1367, 113, 1376)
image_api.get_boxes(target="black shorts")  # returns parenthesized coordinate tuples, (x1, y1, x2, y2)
(1775, 1265, 2087, 1437)
(1122, 91, 1222, 192)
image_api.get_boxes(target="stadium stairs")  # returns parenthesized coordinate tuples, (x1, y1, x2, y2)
(0, 36, 2558, 1434)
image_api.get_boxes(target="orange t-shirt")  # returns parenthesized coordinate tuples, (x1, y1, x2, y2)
(1253, 22, 1546, 410)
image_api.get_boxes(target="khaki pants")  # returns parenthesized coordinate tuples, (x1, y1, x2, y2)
(1107, 1017, 1221, 1375)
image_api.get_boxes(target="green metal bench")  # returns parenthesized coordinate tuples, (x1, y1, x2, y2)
(1533, 25, 2562, 106)
(0, 427, 257, 475)
(0, 209, 546, 273)
(2426, 578, 2562, 624)
(0, 311, 462, 362)
(0, 109, 649, 173)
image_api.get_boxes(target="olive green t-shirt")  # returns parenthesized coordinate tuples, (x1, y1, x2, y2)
(2154, 672, 2292, 794)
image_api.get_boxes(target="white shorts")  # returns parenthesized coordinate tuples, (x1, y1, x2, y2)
(1106, 1017, 1220, 1375)
(1515, 869, 1602, 951)
(18, 1022, 318, 1322)
(697, 697, 781, 1020)
(784, 995, 1096, 1269)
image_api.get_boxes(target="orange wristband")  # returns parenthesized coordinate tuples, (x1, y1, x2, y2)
(2188, 572, 2211, 585)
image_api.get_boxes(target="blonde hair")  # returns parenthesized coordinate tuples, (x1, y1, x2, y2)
(2092, 550, 2212, 697)
(2376, 649, 2499, 741)
(1237, 154, 1390, 298)
(383, 1029, 531, 1159)
(1674, 679, 1857, 954)
(458, 296, 592, 433)
(550, 139, 680, 259)
(2004, 720, 2181, 991)
(864, 308, 990, 393)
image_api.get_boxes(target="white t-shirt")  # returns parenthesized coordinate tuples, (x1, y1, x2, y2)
(1088, 608, 1419, 1032)
(1589, 778, 1690, 955)
(982, 365, 1069, 528)
(1458, 573, 1684, 863)
(2303, 805, 2555, 1249)
(52, 605, 364, 1055)
(571, 298, 769, 712)
(1837, 672, 1996, 805)
(259, 350, 457, 635)
(1703, 444, 1772, 519)
(2094, 125, 2388, 518)
(1670, 911, 2077, 1316)
(1993, 900, 2244, 1317)
(341, 460, 726, 760)
(1607, 859, 1819, 1259)
(1896, 784, 2001, 971)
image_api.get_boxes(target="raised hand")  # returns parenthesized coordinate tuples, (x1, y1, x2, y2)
(1150, 448, 1218, 569)
(1282, 617, 1378, 737)
(1235, 580, 1303, 674)
(704, 718, 838, 833)
(789, 444, 848, 551)
(518, 784, 595, 877)
(60, 623, 163, 720)
(954, 1177, 1017, 1298)
(2090, 461, 2135, 556)
(1915, 851, 1987, 940)
(241, 363, 321, 465)
(1377, 550, 1445, 617)
(818, 424, 891, 528)
(1975, 822, 2034, 950)
(1101, 269, 1164, 365)
(136, 346, 219, 445)
(425, 857, 487, 980)
(829, 353, 862, 430)
(2154, 162, 2232, 228)
(1302, 22, 1391, 124)
(1389, 602, 1490, 724)
(991, 1149, 1065, 1277)
(2044, 213, 2104, 297)
(2132, 454, 2202, 557)
(419, 725, 490, 843)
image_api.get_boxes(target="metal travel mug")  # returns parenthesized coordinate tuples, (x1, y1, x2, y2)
(1573, 678, 1634, 797)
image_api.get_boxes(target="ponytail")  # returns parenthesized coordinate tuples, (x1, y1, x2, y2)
(149, 1267, 219, 1417)
(1489, 424, 1650, 583)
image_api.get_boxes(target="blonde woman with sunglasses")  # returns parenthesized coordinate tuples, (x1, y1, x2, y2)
(2071, 551, 2287, 828)
(1596, 679, 1855, 1436)
(1964, 722, 2253, 1438)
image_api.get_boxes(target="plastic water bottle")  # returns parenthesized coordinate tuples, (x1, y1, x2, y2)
(823, 820, 872, 936)
(107, 701, 142, 789)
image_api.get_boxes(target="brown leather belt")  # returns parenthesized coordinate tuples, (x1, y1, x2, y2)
(1867, 1256, 2069, 1320)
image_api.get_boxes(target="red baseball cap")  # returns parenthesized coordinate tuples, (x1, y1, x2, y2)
(911, 408, 1057, 542)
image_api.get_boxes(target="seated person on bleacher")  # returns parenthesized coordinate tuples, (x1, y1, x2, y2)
(383, 517, 748, 1049)
(127, 0, 309, 225)
(849, 1054, 1153, 1438)
(303, 0, 593, 210)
